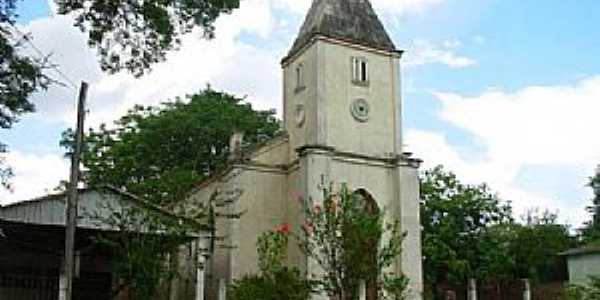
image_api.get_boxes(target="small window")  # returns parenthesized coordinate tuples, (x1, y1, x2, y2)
(295, 63, 305, 93)
(352, 57, 369, 85)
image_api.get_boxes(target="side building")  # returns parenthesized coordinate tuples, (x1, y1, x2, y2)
(0, 187, 201, 300)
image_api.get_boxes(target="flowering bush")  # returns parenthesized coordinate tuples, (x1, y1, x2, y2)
(298, 182, 409, 300)
(229, 181, 409, 300)
(257, 225, 290, 274)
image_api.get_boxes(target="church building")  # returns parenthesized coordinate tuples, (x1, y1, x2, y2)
(189, 0, 423, 298)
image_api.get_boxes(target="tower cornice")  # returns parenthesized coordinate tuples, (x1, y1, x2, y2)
(281, 35, 403, 67)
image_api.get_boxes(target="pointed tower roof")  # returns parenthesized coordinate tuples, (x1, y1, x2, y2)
(286, 0, 396, 60)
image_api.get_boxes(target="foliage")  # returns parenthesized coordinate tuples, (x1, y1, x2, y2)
(257, 225, 290, 274)
(298, 182, 408, 299)
(420, 166, 513, 284)
(1, 0, 51, 187)
(88, 191, 206, 300)
(1, 0, 239, 188)
(509, 209, 574, 283)
(564, 277, 600, 300)
(582, 166, 600, 242)
(228, 229, 314, 300)
(56, 0, 240, 77)
(0, 26, 48, 129)
(0, 144, 12, 189)
(61, 88, 280, 206)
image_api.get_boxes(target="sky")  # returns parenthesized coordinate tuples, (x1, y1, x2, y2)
(1, 0, 599, 228)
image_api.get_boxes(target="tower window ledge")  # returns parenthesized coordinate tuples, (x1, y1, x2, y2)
(294, 85, 306, 94)
(352, 80, 370, 87)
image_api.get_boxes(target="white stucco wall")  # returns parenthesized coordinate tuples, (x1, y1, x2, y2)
(321, 41, 400, 156)
(250, 136, 290, 166)
(567, 253, 600, 286)
(283, 39, 402, 159)
(232, 167, 287, 278)
(284, 43, 320, 158)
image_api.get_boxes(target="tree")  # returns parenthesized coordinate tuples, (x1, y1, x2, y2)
(56, 0, 240, 77)
(508, 209, 574, 283)
(582, 166, 600, 242)
(298, 182, 409, 299)
(1, 0, 51, 187)
(1, 0, 239, 187)
(420, 166, 513, 286)
(61, 88, 280, 206)
(228, 228, 314, 300)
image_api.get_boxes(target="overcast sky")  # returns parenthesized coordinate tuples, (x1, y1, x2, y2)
(2, 0, 599, 228)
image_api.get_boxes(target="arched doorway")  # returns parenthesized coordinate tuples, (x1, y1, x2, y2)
(345, 189, 380, 300)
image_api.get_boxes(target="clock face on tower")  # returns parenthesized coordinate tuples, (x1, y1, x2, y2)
(350, 98, 370, 122)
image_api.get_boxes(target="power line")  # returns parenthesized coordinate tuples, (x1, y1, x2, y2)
(5, 22, 78, 90)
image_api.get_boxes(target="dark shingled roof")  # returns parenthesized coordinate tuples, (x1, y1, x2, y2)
(287, 0, 396, 59)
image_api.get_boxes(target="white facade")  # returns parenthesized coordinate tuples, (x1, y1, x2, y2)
(566, 252, 600, 286)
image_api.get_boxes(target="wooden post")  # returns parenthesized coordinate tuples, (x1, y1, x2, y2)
(196, 237, 209, 300)
(359, 280, 366, 300)
(467, 278, 477, 300)
(218, 279, 226, 300)
(522, 279, 531, 300)
(62, 81, 88, 300)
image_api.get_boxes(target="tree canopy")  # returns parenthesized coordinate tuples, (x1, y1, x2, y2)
(0, 0, 50, 187)
(508, 209, 574, 283)
(62, 88, 281, 206)
(1, 0, 239, 187)
(582, 166, 600, 242)
(421, 166, 574, 292)
(420, 166, 513, 284)
(56, 0, 240, 77)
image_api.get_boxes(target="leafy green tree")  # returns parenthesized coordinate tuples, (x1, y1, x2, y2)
(582, 166, 600, 242)
(1, 0, 51, 187)
(1, 0, 239, 187)
(420, 166, 513, 286)
(509, 209, 574, 283)
(299, 182, 409, 299)
(62, 88, 280, 206)
(56, 0, 240, 77)
(228, 228, 314, 300)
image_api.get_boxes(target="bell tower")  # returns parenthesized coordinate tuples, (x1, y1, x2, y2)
(281, 0, 424, 299)
(282, 0, 404, 159)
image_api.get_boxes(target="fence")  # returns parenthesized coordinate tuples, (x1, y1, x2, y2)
(430, 280, 565, 300)
(0, 273, 58, 300)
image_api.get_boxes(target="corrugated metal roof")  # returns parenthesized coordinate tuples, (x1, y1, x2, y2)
(560, 245, 600, 257)
(0, 186, 205, 233)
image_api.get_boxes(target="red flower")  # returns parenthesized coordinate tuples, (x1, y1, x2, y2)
(275, 223, 290, 234)
(302, 222, 314, 233)
(313, 205, 322, 214)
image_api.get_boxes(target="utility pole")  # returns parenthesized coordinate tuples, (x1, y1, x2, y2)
(62, 81, 88, 300)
